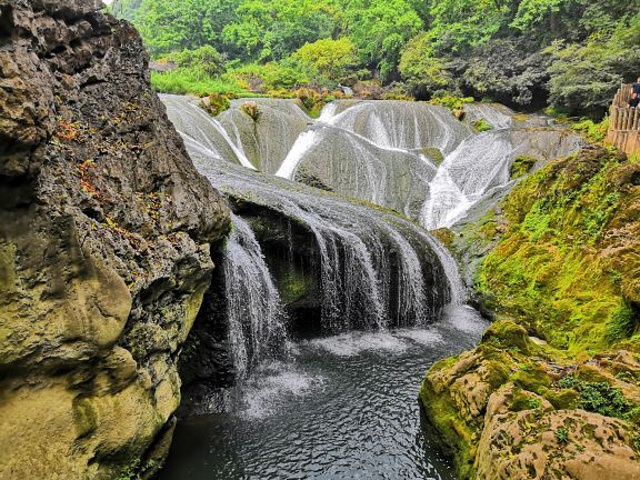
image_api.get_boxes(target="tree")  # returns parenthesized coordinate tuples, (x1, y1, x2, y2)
(547, 15, 640, 117)
(131, 0, 241, 57)
(292, 38, 359, 81)
(174, 45, 226, 76)
(222, 0, 340, 61)
(345, 0, 422, 80)
(398, 32, 452, 98)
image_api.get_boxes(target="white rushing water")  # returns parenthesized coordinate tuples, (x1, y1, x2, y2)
(162, 95, 456, 341)
(421, 130, 515, 229)
(223, 214, 289, 377)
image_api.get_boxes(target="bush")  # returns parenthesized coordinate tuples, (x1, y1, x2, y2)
(292, 38, 359, 82)
(239, 101, 261, 121)
(294, 87, 326, 116)
(556, 427, 569, 444)
(472, 119, 492, 132)
(558, 375, 633, 419)
(571, 118, 609, 143)
(151, 69, 244, 97)
(200, 93, 231, 116)
(230, 62, 310, 92)
(173, 46, 226, 76)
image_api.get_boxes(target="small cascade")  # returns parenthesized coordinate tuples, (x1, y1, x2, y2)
(223, 214, 288, 377)
(421, 131, 514, 229)
(318, 102, 339, 122)
(276, 128, 322, 180)
(219, 99, 310, 173)
(161, 94, 255, 170)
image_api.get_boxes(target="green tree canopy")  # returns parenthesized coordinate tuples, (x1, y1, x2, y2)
(345, 0, 422, 79)
(292, 38, 359, 81)
(222, 0, 341, 61)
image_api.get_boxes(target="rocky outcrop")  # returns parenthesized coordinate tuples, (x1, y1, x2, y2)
(0, 1, 230, 478)
(422, 145, 640, 479)
(421, 321, 640, 480)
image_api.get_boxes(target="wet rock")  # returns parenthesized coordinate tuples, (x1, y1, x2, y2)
(0, 1, 230, 478)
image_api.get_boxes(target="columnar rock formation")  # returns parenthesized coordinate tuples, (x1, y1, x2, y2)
(0, 1, 230, 478)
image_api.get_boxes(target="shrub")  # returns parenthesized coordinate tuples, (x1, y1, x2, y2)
(173, 45, 226, 76)
(430, 94, 474, 112)
(556, 427, 569, 444)
(558, 375, 633, 419)
(239, 101, 261, 121)
(292, 38, 359, 82)
(151, 69, 244, 97)
(201, 93, 231, 116)
(472, 119, 492, 133)
(572, 118, 609, 144)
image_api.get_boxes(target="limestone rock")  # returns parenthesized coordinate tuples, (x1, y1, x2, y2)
(0, 1, 230, 478)
(420, 321, 640, 480)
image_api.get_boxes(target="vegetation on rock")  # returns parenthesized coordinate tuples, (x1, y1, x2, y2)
(422, 142, 640, 479)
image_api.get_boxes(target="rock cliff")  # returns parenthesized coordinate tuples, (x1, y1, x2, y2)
(0, 1, 230, 478)
(421, 146, 640, 479)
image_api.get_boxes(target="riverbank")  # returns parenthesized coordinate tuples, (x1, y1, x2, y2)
(421, 145, 640, 479)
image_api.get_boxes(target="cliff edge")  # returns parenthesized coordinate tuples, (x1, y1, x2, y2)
(0, 1, 230, 478)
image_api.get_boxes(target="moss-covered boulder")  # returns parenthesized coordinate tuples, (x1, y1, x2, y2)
(420, 329, 640, 479)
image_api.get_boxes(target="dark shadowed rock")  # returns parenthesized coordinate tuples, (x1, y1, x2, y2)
(0, 1, 230, 478)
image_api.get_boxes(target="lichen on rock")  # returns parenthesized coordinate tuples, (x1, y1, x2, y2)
(0, 1, 230, 478)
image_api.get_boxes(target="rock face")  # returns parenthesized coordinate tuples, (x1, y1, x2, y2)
(421, 321, 640, 480)
(0, 1, 230, 478)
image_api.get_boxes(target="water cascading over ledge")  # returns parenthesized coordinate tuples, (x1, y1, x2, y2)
(161, 95, 458, 397)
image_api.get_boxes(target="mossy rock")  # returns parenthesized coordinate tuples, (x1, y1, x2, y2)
(511, 364, 552, 394)
(472, 118, 492, 133)
(543, 389, 580, 410)
(422, 147, 445, 165)
(510, 156, 536, 179)
(430, 228, 455, 248)
(481, 320, 532, 354)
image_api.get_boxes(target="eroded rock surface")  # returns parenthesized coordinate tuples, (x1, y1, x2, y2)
(421, 321, 640, 480)
(0, 1, 230, 478)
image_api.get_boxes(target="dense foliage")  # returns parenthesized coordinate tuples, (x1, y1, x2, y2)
(111, 0, 640, 116)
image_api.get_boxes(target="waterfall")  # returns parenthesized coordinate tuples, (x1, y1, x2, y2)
(421, 131, 514, 229)
(328, 100, 471, 154)
(161, 95, 452, 335)
(276, 128, 322, 180)
(223, 214, 288, 377)
(219, 99, 310, 174)
(161, 94, 256, 170)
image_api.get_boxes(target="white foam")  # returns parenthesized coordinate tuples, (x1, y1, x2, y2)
(308, 331, 408, 357)
(241, 362, 323, 419)
(395, 329, 445, 346)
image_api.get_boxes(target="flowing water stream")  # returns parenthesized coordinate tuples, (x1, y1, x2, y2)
(159, 95, 580, 479)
